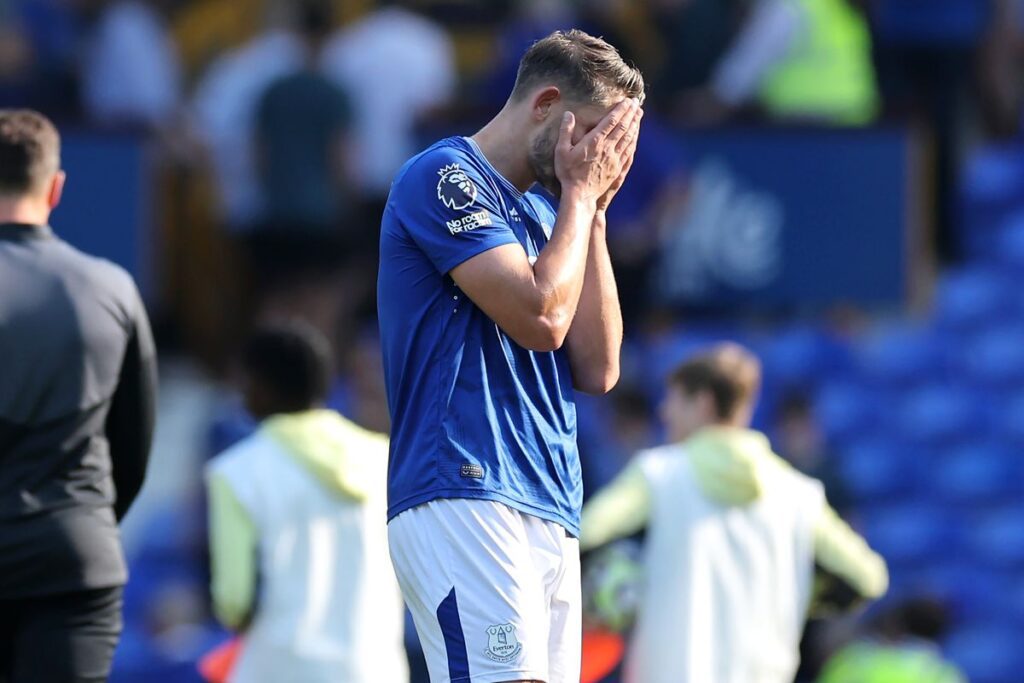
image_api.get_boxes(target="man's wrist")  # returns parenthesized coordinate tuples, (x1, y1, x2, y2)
(592, 209, 608, 234)
(561, 186, 599, 214)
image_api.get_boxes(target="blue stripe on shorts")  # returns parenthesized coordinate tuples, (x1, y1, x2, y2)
(437, 587, 470, 681)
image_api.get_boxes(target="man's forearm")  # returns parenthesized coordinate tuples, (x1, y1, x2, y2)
(531, 190, 597, 335)
(566, 211, 623, 394)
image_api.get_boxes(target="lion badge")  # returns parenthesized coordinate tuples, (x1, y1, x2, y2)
(437, 163, 478, 211)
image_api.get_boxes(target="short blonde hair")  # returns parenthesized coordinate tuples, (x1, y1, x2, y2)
(668, 343, 762, 421)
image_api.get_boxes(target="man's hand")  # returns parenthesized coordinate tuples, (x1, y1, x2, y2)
(596, 105, 643, 212)
(555, 98, 643, 206)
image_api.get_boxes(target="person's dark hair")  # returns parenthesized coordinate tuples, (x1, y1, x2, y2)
(510, 30, 645, 105)
(295, 0, 333, 42)
(669, 343, 762, 422)
(0, 109, 60, 196)
(242, 322, 332, 413)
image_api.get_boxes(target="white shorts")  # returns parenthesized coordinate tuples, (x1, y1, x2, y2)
(388, 499, 581, 683)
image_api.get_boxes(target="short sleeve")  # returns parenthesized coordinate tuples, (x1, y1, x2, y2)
(391, 147, 520, 275)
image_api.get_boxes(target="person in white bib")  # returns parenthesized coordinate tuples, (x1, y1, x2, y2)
(579, 343, 888, 683)
(205, 322, 407, 683)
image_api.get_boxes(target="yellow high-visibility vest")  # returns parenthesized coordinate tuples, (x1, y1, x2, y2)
(759, 0, 880, 126)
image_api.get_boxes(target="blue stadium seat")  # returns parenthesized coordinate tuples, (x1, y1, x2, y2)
(995, 214, 1024, 273)
(930, 444, 1021, 506)
(759, 326, 844, 388)
(914, 564, 1009, 625)
(934, 267, 1014, 332)
(897, 385, 983, 445)
(958, 325, 1024, 389)
(945, 625, 1024, 683)
(815, 382, 880, 443)
(971, 509, 1024, 569)
(861, 505, 961, 568)
(996, 392, 1024, 446)
(856, 323, 943, 386)
(838, 439, 916, 503)
(959, 145, 1024, 258)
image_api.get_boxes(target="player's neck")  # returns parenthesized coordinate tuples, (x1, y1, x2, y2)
(471, 115, 536, 193)
(0, 196, 50, 226)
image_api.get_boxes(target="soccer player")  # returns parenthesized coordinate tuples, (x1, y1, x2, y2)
(205, 323, 407, 683)
(0, 109, 157, 683)
(378, 30, 644, 683)
(579, 343, 889, 683)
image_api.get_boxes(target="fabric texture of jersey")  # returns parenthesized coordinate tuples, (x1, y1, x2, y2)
(378, 135, 582, 534)
(388, 499, 581, 683)
(627, 441, 825, 683)
(206, 419, 408, 683)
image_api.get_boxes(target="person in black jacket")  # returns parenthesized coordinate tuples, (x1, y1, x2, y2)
(0, 109, 157, 683)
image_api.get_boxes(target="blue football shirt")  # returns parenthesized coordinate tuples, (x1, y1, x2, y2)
(378, 136, 582, 534)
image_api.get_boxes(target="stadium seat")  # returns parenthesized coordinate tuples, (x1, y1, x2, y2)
(957, 324, 1024, 389)
(994, 213, 1024, 273)
(759, 326, 845, 388)
(897, 385, 984, 445)
(945, 625, 1024, 683)
(934, 267, 1015, 332)
(856, 323, 943, 387)
(970, 509, 1024, 569)
(861, 505, 961, 569)
(930, 444, 1021, 506)
(958, 145, 1024, 258)
(913, 564, 1009, 625)
(837, 439, 916, 503)
(815, 381, 880, 444)
(995, 392, 1024, 446)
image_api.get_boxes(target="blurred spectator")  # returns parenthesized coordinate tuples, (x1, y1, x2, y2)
(817, 598, 966, 683)
(0, 0, 80, 117)
(255, 0, 352, 233)
(80, 0, 182, 130)
(677, 0, 879, 126)
(191, 3, 305, 230)
(320, 0, 456, 206)
(205, 323, 407, 682)
(774, 391, 851, 514)
(246, 0, 356, 345)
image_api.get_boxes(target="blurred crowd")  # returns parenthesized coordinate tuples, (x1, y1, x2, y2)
(6, 1, 1024, 681)
(5, 0, 1024, 366)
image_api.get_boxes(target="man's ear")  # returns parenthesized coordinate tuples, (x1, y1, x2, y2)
(47, 171, 65, 211)
(531, 86, 562, 122)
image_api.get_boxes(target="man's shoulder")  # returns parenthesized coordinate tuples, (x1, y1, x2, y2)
(206, 430, 276, 481)
(392, 137, 476, 192)
(37, 238, 138, 300)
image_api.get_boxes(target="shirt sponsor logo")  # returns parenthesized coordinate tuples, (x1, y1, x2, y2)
(437, 163, 478, 210)
(510, 207, 522, 222)
(485, 624, 522, 663)
(447, 210, 492, 234)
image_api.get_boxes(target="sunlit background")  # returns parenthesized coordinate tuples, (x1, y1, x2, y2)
(6, 0, 1024, 681)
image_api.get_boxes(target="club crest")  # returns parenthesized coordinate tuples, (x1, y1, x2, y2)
(437, 163, 478, 211)
(484, 623, 522, 663)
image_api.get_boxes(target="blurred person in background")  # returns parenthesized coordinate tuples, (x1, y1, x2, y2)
(817, 598, 966, 683)
(676, 0, 879, 126)
(774, 390, 851, 515)
(0, 109, 157, 683)
(579, 343, 888, 683)
(190, 0, 310, 232)
(249, 0, 355, 347)
(79, 0, 182, 131)
(205, 322, 407, 683)
(320, 0, 456, 213)
(379, 29, 643, 683)
(0, 0, 80, 118)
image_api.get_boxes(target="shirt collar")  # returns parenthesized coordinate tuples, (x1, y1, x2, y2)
(0, 223, 53, 241)
(462, 136, 526, 199)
